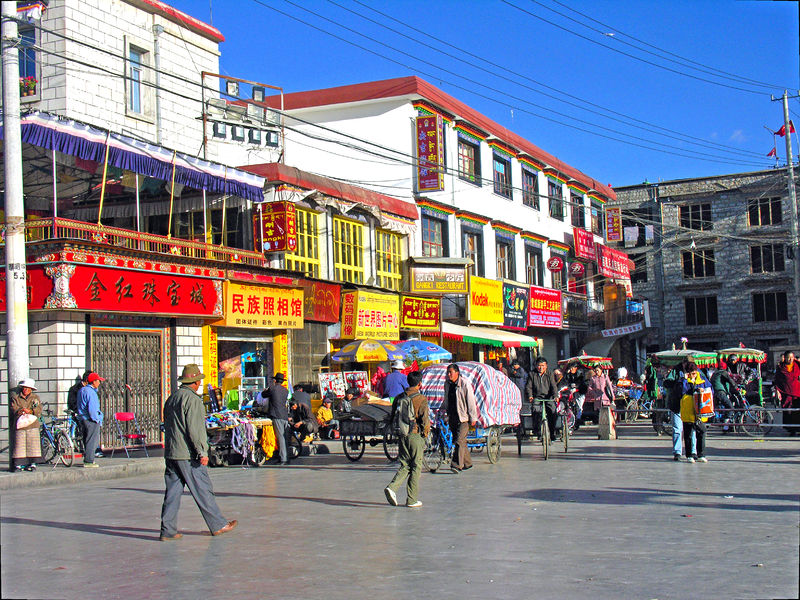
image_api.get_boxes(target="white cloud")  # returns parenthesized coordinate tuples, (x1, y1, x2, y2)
(729, 130, 746, 143)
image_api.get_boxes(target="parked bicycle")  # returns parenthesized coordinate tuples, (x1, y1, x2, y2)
(423, 411, 454, 472)
(40, 405, 75, 467)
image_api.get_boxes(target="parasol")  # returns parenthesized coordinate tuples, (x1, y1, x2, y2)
(397, 339, 452, 362)
(331, 339, 404, 363)
(651, 347, 718, 369)
(558, 353, 613, 370)
(716, 347, 767, 364)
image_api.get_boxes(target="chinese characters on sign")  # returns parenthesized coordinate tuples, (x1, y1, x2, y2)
(253, 201, 298, 253)
(468, 276, 503, 325)
(409, 266, 468, 294)
(415, 115, 444, 192)
(400, 296, 441, 331)
(572, 227, 596, 262)
(529, 286, 563, 329)
(595, 244, 631, 280)
(601, 321, 643, 338)
(340, 290, 400, 339)
(605, 207, 622, 242)
(223, 282, 304, 329)
(502, 282, 529, 331)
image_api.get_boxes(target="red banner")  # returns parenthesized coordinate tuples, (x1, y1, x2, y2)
(299, 279, 341, 323)
(529, 286, 563, 329)
(0, 265, 54, 311)
(573, 227, 596, 262)
(605, 207, 622, 242)
(254, 201, 297, 253)
(596, 244, 631, 280)
(400, 296, 440, 331)
(416, 115, 444, 192)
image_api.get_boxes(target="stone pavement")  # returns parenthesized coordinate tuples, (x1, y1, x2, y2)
(1, 424, 798, 600)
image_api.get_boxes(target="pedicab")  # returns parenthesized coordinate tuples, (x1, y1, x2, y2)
(715, 346, 773, 435)
(555, 354, 614, 428)
(419, 361, 521, 469)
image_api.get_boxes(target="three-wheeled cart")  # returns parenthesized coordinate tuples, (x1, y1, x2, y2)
(338, 403, 399, 462)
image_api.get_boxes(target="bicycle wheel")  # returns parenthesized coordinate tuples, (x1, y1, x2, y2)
(40, 429, 56, 464)
(541, 420, 549, 460)
(383, 430, 399, 462)
(738, 407, 767, 437)
(486, 427, 501, 463)
(56, 430, 74, 467)
(249, 445, 268, 467)
(423, 434, 444, 472)
(342, 435, 365, 461)
(624, 400, 639, 424)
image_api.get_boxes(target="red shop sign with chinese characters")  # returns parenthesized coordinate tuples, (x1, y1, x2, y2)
(0, 264, 56, 311)
(546, 255, 564, 272)
(70, 265, 222, 317)
(596, 243, 631, 280)
(400, 295, 441, 331)
(253, 201, 298, 253)
(528, 286, 563, 329)
(572, 227, 596, 262)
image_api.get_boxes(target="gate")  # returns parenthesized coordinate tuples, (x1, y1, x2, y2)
(91, 328, 164, 450)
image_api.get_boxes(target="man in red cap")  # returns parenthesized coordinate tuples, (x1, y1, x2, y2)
(77, 372, 105, 467)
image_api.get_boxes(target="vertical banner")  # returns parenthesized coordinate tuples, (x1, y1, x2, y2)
(605, 206, 622, 242)
(274, 331, 289, 386)
(202, 325, 219, 389)
(253, 201, 298, 253)
(572, 227, 596, 262)
(416, 115, 444, 192)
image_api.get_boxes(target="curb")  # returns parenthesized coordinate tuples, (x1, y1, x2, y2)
(0, 458, 165, 490)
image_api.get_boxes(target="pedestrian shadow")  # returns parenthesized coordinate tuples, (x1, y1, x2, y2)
(507, 487, 798, 512)
(108, 487, 387, 508)
(0, 515, 206, 541)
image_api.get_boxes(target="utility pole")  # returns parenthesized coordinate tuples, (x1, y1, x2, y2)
(2, 2, 31, 467)
(780, 91, 800, 345)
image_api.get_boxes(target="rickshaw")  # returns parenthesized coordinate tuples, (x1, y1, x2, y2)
(555, 354, 614, 428)
(715, 346, 773, 436)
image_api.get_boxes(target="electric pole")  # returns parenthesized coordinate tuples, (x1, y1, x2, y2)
(780, 91, 800, 345)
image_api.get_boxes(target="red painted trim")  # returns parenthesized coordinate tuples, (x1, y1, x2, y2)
(240, 163, 419, 221)
(138, 0, 225, 43)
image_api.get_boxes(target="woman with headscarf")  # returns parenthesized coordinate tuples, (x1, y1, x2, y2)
(10, 379, 43, 472)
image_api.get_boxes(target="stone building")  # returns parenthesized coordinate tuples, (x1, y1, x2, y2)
(612, 168, 798, 356)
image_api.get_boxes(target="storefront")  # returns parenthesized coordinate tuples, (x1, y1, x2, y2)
(291, 279, 342, 387)
(334, 288, 400, 372)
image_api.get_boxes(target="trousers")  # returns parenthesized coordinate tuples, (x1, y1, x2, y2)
(160, 459, 227, 536)
(271, 419, 289, 462)
(449, 421, 472, 469)
(387, 433, 424, 504)
(82, 420, 102, 464)
(682, 421, 706, 458)
(671, 411, 683, 455)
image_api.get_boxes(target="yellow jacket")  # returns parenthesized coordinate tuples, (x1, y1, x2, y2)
(316, 405, 333, 426)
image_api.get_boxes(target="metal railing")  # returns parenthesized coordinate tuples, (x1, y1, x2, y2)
(22, 217, 267, 267)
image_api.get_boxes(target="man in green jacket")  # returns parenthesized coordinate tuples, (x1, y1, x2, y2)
(159, 364, 237, 541)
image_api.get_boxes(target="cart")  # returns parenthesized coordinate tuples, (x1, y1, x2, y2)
(339, 403, 399, 462)
(420, 361, 520, 465)
(206, 414, 305, 467)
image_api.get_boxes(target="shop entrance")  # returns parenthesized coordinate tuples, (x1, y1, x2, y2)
(91, 327, 165, 449)
(216, 331, 274, 404)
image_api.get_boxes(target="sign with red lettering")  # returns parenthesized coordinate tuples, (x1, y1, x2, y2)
(341, 290, 400, 339)
(400, 296, 440, 331)
(528, 286, 563, 329)
(223, 282, 303, 329)
(573, 227, 596, 262)
(569, 262, 585, 277)
(605, 207, 622, 242)
(546, 256, 564, 272)
(596, 244, 631, 280)
(253, 201, 297, 253)
(0, 264, 55, 311)
(299, 279, 341, 323)
(415, 115, 444, 192)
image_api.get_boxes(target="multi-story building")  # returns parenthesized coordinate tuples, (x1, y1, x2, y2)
(612, 168, 798, 360)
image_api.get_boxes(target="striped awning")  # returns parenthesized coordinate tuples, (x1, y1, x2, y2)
(440, 322, 539, 349)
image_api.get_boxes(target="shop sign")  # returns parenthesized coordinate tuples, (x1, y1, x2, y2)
(528, 285, 562, 329)
(400, 295, 440, 331)
(223, 282, 304, 329)
(546, 255, 564, 272)
(502, 282, 529, 331)
(468, 276, 503, 325)
(416, 115, 444, 192)
(601, 321, 643, 338)
(202, 326, 219, 389)
(253, 201, 298, 253)
(0, 264, 53, 311)
(596, 244, 631, 279)
(409, 266, 468, 294)
(562, 292, 588, 330)
(605, 207, 622, 242)
(573, 227, 596, 262)
(341, 290, 400, 339)
(299, 279, 341, 323)
(569, 262, 585, 277)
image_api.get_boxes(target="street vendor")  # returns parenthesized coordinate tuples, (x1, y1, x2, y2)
(383, 360, 409, 400)
(316, 395, 340, 439)
(290, 396, 318, 442)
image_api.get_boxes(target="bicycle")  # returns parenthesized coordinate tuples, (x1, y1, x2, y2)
(556, 386, 577, 452)
(423, 411, 453, 472)
(39, 406, 75, 467)
(732, 390, 774, 437)
(534, 398, 551, 460)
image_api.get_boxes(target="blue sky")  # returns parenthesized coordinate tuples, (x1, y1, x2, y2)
(169, 0, 798, 189)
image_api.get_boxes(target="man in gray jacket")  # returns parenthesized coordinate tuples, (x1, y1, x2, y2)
(443, 363, 479, 473)
(159, 364, 236, 541)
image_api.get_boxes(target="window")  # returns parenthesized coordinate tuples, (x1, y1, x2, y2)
(752, 292, 788, 322)
(525, 246, 544, 286)
(19, 26, 36, 91)
(748, 197, 782, 227)
(680, 203, 712, 231)
(522, 170, 539, 209)
(682, 249, 715, 278)
(496, 237, 514, 279)
(548, 181, 564, 220)
(376, 229, 403, 291)
(551, 258, 564, 290)
(286, 208, 320, 277)
(463, 228, 484, 277)
(332, 217, 364, 284)
(458, 138, 481, 184)
(590, 201, 604, 236)
(751, 244, 785, 273)
(492, 154, 512, 199)
(685, 296, 718, 326)
(629, 253, 648, 284)
(128, 48, 144, 114)
(422, 215, 447, 257)
(571, 194, 585, 228)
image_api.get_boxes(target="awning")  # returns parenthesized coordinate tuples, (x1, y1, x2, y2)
(1, 111, 265, 202)
(582, 336, 620, 358)
(440, 322, 539, 349)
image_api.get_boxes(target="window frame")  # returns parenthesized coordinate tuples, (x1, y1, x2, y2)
(421, 214, 448, 257)
(125, 37, 154, 122)
(590, 201, 604, 236)
(525, 245, 544, 286)
(462, 226, 485, 277)
(681, 249, 716, 279)
(750, 244, 785, 273)
(18, 25, 38, 101)
(747, 197, 782, 227)
(629, 252, 648, 284)
(685, 296, 719, 326)
(522, 169, 539, 210)
(571, 194, 586, 228)
(752, 291, 788, 322)
(679, 203, 713, 231)
(495, 235, 515, 279)
(492, 153, 513, 199)
(332, 216, 365, 284)
(548, 181, 564, 221)
(285, 207, 321, 278)
(457, 137, 481, 185)
(376, 229, 403, 291)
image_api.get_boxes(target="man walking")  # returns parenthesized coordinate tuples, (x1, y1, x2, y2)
(385, 371, 430, 508)
(77, 372, 105, 467)
(443, 364, 478, 473)
(267, 373, 290, 465)
(383, 360, 409, 400)
(160, 364, 236, 541)
(525, 357, 559, 441)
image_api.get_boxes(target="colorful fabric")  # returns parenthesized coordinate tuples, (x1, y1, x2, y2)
(260, 424, 276, 459)
(420, 362, 521, 426)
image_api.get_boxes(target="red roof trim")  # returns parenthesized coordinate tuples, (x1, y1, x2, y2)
(263, 76, 614, 200)
(138, 0, 225, 43)
(239, 163, 419, 221)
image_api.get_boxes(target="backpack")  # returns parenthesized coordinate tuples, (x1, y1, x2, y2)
(393, 391, 420, 437)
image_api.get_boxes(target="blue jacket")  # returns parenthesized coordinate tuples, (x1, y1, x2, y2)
(383, 370, 409, 399)
(77, 385, 103, 425)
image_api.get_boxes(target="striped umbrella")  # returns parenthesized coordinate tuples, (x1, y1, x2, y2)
(331, 339, 404, 363)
